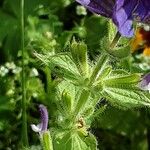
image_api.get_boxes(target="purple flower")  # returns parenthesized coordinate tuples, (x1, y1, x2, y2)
(76, 0, 150, 37)
(31, 104, 48, 134)
(139, 73, 150, 91)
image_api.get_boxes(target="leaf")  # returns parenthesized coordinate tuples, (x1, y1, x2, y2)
(61, 90, 73, 113)
(110, 46, 131, 58)
(0, 0, 50, 60)
(70, 40, 89, 76)
(96, 70, 150, 108)
(0, 96, 14, 120)
(0, 96, 9, 106)
(93, 107, 145, 136)
(77, 130, 97, 149)
(53, 130, 97, 150)
(3, 0, 49, 18)
(27, 78, 45, 100)
(57, 80, 77, 101)
(102, 87, 150, 109)
(104, 73, 140, 85)
(0, 10, 20, 59)
(84, 16, 109, 57)
(35, 52, 82, 82)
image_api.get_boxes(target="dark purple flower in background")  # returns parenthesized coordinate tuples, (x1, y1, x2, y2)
(139, 73, 150, 91)
(31, 104, 48, 134)
(76, 0, 150, 37)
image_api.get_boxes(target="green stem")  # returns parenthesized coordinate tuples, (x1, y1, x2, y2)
(73, 33, 121, 117)
(45, 67, 52, 95)
(21, 0, 28, 146)
(73, 55, 108, 116)
(74, 89, 90, 117)
(89, 54, 108, 86)
(40, 131, 53, 150)
(109, 31, 121, 50)
(106, 31, 122, 57)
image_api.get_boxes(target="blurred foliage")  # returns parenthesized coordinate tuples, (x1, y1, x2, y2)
(0, 0, 150, 150)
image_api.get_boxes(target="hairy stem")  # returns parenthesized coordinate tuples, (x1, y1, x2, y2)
(110, 31, 121, 50)
(74, 89, 90, 116)
(106, 31, 122, 57)
(74, 32, 121, 118)
(89, 54, 108, 86)
(45, 67, 52, 95)
(21, 0, 28, 146)
(40, 131, 54, 150)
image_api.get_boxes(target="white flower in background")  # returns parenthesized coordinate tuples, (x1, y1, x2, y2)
(5, 62, 16, 70)
(50, 39, 57, 47)
(0, 66, 9, 77)
(6, 89, 14, 96)
(12, 67, 22, 74)
(30, 68, 39, 77)
(32, 92, 38, 98)
(45, 32, 52, 39)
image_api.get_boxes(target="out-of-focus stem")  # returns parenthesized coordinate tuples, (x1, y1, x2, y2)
(21, 0, 28, 147)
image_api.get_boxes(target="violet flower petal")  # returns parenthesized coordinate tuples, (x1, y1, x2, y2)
(76, 0, 150, 37)
(31, 104, 48, 134)
(76, 0, 90, 6)
(76, 0, 115, 17)
(139, 73, 150, 91)
(113, 0, 150, 37)
(112, 0, 136, 37)
(39, 104, 48, 132)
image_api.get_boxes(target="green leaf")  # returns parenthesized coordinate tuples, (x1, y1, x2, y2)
(35, 52, 81, 82)
(110, 46, 131, 58)
(84, 16, 109, 56)
(53, 130, 97, 150)
(27, 78, 45, 100)
(70, 40, 89, 76)
(61, 90, 73, 113)
(89, 54, 109, 85)
(93, 107, 145, 136)
(0, 10, 20, 59)
(104, 73, 140, 85)
(97, 70, 150, 108)
(102, 88, 150, 108)
(77, 130, 97, 150)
